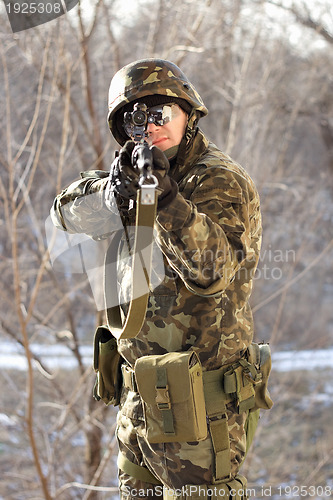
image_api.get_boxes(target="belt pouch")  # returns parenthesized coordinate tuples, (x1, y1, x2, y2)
(134, 351, 207, 443)
(93, 325, 121, 406)
(247, 343, 274, 411)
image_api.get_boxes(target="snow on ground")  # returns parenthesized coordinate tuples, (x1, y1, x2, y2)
(0, 340, 333, 372)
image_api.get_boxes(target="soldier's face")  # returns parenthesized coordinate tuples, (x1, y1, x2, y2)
(146, 104, 188, 152)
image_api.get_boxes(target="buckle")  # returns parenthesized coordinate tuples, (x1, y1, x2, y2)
(155, 386, 171, 410)
(122, 364, 137, 392)
(139, 178, 158, 205)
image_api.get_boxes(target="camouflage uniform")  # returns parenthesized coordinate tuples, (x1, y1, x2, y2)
(51, 59, 262, 499)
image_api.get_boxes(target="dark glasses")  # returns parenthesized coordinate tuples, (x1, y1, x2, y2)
(145, 103, 182, 126)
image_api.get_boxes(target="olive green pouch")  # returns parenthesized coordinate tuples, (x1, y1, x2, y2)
(241, 343, 273, 459)
(247, 343, 273, 411)
(93, 325, 122, 406)
(134, 351, 207, 443)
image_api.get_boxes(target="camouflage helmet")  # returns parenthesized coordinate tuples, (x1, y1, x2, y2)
(107, 58, 208, 145)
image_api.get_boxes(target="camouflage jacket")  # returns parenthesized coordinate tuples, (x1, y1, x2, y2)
(51, 129, 262, 371)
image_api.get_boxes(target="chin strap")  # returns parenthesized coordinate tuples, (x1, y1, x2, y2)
(174, 109, 199, 167)
(104, 181, 158, 340)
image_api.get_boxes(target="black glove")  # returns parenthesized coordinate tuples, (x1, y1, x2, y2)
(111, 141, 140, 200)
(149, 146, 178, 209)
(111, 141, 178, 208)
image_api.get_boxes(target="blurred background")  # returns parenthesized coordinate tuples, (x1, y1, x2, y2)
(0, 0, 332, 498)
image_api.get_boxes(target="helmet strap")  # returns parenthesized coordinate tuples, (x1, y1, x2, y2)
(175, 109, 198, 167)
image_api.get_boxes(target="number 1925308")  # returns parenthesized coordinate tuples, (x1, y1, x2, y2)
(6, 2, 62, 15)
(277, 485, 332, 497)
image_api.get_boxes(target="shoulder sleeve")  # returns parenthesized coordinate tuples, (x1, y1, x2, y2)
(155, 164, 261, 296)
(50, 175, 122, 239)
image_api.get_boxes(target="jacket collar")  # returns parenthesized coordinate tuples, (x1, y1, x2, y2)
(170, 128, 209, 184)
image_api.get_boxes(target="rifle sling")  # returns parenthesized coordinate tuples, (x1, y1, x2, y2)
(105, 187, 158, 340)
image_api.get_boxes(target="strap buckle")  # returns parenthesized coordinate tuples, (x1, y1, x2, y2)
(139, 175, 158, 205)
(155, 386, 171, 410)
(121, 364, 137, 392)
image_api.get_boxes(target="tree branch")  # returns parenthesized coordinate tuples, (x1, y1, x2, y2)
(267, 0, 333, 44)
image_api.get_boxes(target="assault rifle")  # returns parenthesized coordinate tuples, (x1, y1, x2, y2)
(106, 102, 157, 209)
(104, 103, 158, 340)
(123, 102, 153, 179)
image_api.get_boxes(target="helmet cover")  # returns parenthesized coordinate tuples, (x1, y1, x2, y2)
(107, 58, 208, 144)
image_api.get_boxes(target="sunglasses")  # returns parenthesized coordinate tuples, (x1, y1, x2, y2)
(123, 103, 183, 139)
(145, 103, 182, 127)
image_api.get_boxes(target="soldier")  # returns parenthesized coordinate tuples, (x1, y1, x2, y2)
(51, 59, 269, 500)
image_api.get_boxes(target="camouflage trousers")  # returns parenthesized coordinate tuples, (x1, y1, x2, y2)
(116, 388, 247, 500)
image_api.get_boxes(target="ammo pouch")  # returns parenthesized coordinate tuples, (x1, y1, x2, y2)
(222, 342, 273, 458)
(222, 342, 273, 414)
(134, 351, 207, 443)
(248, 342, 273, 411)
(93, 325, 122, 406)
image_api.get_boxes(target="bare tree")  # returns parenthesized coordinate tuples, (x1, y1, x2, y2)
(0, 0, 332, 497)
(0, 3, 119, 497)
(267, 0, 333, 44)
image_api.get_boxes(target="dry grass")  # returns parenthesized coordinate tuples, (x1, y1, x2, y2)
(0, 367, 119, 499)
(243, 369, 333, 499)
(1, 366, 332, 499)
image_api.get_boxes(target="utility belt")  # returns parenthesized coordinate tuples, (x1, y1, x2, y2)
(93, 334, 273, 419)
(120, 344, 272, 483)
(94, 331, 273, 483)
(122, 345, 272, 406)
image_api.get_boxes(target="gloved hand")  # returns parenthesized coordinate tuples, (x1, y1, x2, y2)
(111, 141, 178, 208)
(111, 141, 140, 200)
(149, 146, 178, 209)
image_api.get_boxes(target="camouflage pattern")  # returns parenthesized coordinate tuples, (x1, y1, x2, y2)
(51, 129, 262, 370)
(116, 129, 261, 371)
(116, 388, 247, 499)
(51, 127, 261, 496)
(107, 59, 208, 144)
(112, 130, 260, 497)
(51, 51, 262, 493)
